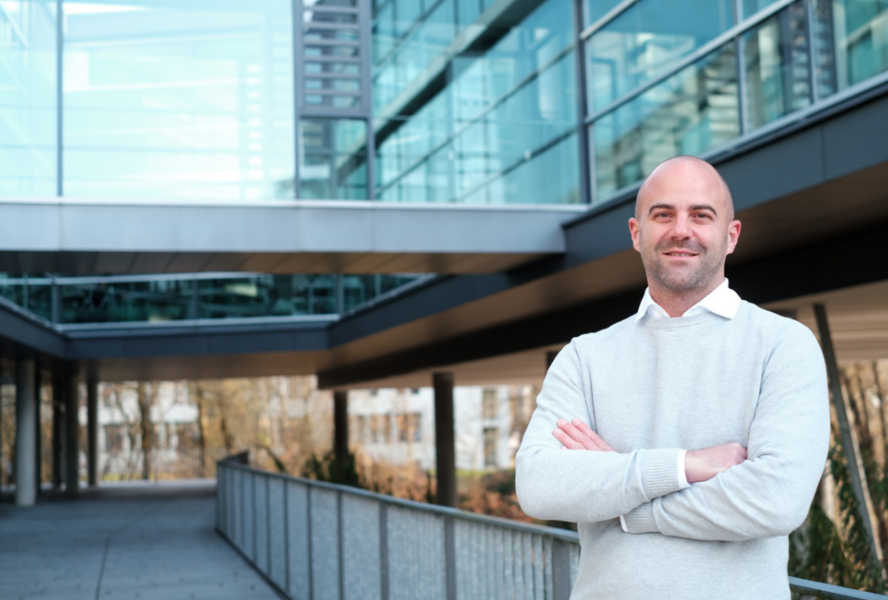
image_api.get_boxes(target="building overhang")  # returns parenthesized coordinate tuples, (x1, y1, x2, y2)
(0, 200, 584, 275)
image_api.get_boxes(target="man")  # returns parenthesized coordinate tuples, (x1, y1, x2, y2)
(515, 156, 830, 599)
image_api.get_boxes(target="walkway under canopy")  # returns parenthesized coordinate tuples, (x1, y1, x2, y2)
(0, 480, 279, 600)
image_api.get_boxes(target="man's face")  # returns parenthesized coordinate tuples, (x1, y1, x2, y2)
(628, 161, 741, 295)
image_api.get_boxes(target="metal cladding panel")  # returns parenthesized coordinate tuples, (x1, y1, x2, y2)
(310, 487, 340, 600)
(286, 482, 310, 599)
(341, 495, 381, 600)
(386, 506, 446, 600)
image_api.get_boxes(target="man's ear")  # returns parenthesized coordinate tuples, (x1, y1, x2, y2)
(628, 218, 641, 252)
(726, 219, 741, 255)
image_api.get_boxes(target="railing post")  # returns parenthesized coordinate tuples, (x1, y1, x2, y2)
(444, 515, 457, 600)
(379, 503, 389, 600)
(307, 486, 314, 600)
(266, 474, 272, 575)
(337, 490, 345, 600)
(551, 539, 572, 600)
(284, 480, 290, 595)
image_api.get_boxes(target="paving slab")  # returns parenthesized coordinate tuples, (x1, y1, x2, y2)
(0, 481, 282, 600)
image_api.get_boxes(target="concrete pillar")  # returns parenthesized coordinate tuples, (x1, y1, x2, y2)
(34, 367, 42, 497)
(52, 376, 64, 490)
(333, 390, 349, 466)
(433, 372, 456, 508)
(87, 370, 98, 487)
(65, 373, 80, 496)
(15, 360, 37, 507)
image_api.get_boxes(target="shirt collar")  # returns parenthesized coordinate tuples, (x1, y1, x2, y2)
(635, 279, 741, 322)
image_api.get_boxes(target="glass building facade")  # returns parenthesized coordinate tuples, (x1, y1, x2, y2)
(4, 0, 888, 206)
(3, 0, 888, 325)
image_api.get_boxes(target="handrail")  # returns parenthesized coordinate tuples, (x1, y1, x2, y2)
(215, 459, 883, 600)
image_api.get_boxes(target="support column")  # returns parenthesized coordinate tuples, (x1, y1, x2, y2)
(15, 360, 37, 507)
(52, 375, 64, 491)
(333, 390, 349, 467)
(814, 303, 883, 564)
(65, 373, 80, 496)
(433, 372, 456, 508)
(34, 367, 42, 497)
(87, 368, 98, 487)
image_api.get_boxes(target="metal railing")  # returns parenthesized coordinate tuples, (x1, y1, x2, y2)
(216, 459, 886, 600)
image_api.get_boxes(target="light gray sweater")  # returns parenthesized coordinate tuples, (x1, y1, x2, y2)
(515, 302, 830, 600)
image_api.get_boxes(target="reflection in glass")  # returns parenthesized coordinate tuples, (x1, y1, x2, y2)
(744, 2, 812, 130)
(372, 0, 460, 115)
(586, 0, 734, 113)
(593, 43, 739, 199)
(298, 119, 368, 199)
(813, 0, 888, 98)
(375, 0, 579, 204)
(582, 0, 626, 29)
(342, 274, 420, 313)
(60, 280, 193, 324)
(0, 278, 53, 320)
(62, 0, 294, 201)
(742, 0, 781, 18)
(0, 1, 57, 196)
(197, 275, 336, 319)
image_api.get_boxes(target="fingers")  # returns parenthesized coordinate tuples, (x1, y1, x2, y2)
(553, 425, 585, 450)
(573, 420, 616, 452)
(553, 418, 610, 451)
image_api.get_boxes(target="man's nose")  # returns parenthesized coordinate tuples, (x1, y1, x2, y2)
(670, 216, 693, 239)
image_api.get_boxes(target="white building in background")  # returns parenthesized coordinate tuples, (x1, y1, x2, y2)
(347, 386, 531, 472)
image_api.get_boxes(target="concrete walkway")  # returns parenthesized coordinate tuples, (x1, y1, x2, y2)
(0, 480, 281, 600)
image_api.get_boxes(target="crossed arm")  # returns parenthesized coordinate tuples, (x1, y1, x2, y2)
(514, 331, 830, 542)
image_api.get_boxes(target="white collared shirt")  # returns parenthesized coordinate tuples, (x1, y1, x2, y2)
(620, 278, 742, 532)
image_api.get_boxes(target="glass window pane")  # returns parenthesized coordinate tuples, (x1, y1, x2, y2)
(375, 0, 580, 204)
(593, 43, 740, 201)
(743, 0, 781, 18)
(814, 0, 888, 96)
(197, 275, 336, 318)
(304, 27, 359, 42)
(299, 119, 368, 199)
(306, 10, 357, 25)
(744, 2, 812, 130)
(582, 0, 625, 29)
(305, 78, 361, 92)
(586, 0, 734, 113)
(62, 0, 295, 201)
(304, 44, 360, 58)
(59, 280, 193, 324)
(0, 1, 57, 197)
(306, 61, 361, 75)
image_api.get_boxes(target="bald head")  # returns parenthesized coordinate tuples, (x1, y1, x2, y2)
(636, 156, 734, 220)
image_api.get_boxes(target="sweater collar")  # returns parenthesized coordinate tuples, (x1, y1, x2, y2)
(635, 278, 741, 322)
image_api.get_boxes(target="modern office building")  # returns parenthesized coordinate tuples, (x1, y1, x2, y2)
(2, 0, 888, 507)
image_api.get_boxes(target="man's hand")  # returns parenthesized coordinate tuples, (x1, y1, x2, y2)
(553, 420, 747, 484)
(553, 418, 616, 452)
(685, 443, 748, 483)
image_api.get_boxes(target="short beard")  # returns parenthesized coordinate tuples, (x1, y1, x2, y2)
(645, 240, 723, 293)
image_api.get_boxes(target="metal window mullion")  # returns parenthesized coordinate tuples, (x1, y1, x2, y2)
(358, 0, 375, 200)
(579, 0, 638, 40)
(293, 0, 302, 199)
(56, 0, 63, 197)
(307, 487, 314, 600)
(736, 33, 749, 134)
(805, 0, 820, 103)
(284, 481, 290, 595)
(572, 0, 592, 205)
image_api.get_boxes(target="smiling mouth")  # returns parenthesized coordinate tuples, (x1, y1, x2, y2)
(663, 252, 698, 257)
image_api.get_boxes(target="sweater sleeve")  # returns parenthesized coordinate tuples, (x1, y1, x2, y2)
(516, 339, 684, 524)
(622, 324, 830, 541)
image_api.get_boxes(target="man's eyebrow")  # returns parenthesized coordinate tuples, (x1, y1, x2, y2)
(689, 204, 718, 216)
(647, 203, 675, 215)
